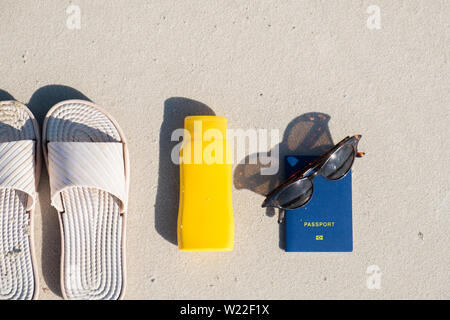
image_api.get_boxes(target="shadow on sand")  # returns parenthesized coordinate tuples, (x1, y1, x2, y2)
(233, 112, 335, 249)
(155, 97, 216, 245)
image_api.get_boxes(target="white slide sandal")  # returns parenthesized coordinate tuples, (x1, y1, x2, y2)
(0, 101, 40, 300)
(43, 100, 129, 300)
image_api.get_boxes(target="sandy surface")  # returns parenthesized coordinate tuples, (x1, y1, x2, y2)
(0, 1, 448, 299)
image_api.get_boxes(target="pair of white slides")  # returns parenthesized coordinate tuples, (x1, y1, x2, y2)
(0, 100, 129, 300)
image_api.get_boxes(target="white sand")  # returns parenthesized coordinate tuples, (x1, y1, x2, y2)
(0, 1, 448, 299)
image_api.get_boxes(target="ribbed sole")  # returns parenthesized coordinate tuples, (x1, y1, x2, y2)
(45, 101, 125, 300)
(0, 102, 37, 300)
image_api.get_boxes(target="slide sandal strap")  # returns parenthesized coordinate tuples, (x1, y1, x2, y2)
(0, 141, 36, 211)
(48, 141, 127, 213)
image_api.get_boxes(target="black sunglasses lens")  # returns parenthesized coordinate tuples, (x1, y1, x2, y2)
(321, 143, 355, 180)
(275, 178, 313, 209)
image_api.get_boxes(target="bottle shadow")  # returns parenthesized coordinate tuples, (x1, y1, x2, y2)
(155, 97, 216, 245)
(233, 112, 335, 249)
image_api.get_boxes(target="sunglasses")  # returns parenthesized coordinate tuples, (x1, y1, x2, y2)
(262, 134, 364, 212)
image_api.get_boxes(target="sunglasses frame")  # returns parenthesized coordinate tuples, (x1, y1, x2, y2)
(262, 134, 363, 210)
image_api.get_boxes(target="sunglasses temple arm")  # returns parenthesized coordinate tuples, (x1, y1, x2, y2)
(278, 210, 285, 224)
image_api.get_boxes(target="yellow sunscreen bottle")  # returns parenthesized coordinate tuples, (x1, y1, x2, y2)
(177, 116, 234, 251)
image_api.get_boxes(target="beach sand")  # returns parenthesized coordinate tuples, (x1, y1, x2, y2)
(0, 1, 448, 299)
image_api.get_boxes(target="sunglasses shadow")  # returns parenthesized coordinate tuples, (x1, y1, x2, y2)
(233, 112, 335, 249)
(155, 97, 216, 245)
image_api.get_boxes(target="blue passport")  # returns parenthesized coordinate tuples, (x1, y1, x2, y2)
(285, 156, 353, 252)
